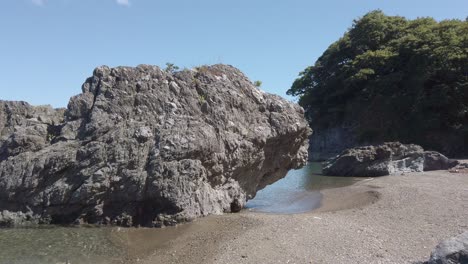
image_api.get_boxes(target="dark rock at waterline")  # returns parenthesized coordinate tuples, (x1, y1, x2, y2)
(423, 151, 459, 171)
(322, 142, 424, 177)
(322, 142, 458, 177)
(423, 231, 468, 264)
(0, 64, 310, 227)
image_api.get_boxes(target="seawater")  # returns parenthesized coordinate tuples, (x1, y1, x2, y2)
(0, 224, 195, 264)
(245, 162, 359, 213)
(0, 162, 358, 263)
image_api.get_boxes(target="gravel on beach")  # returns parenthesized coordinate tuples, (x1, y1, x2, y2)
(141, 170, 468, 264)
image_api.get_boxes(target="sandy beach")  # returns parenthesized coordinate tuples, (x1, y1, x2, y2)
(138, 170, 468, 264)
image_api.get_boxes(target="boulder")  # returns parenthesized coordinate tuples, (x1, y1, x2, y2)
(424, 151, 459, 171)
(0, 64, 310, 227)
(449, 163, 468, 173)
(424, 231, 468, 264)
(322, 142, 457, 177)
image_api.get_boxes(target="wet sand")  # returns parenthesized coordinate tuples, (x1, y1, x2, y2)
(141, 170, 468, 264)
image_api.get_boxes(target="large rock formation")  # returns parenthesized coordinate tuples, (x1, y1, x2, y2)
(322, 142, 458, 177)
(0, 64, 310, 227)
(423, 231, 468, 264)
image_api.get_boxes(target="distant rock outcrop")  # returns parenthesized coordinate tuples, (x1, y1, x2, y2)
(424, 151, 460, 171)
(322, 142, 458, 177)
(0, 64, 310, 227)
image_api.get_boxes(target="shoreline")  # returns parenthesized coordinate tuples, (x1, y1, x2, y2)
(1, 170, 465, 263)
(140, 170, 468, 264)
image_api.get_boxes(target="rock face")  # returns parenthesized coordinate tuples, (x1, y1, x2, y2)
(424, 231, 468, 264)
(424, 151, 459, 171)
(308, 126, 356, 161)
(0, 64, 310, 227)
(322, 142, 458, 177)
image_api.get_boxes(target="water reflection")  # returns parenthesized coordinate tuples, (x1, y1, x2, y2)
(245, 162, 358, 214)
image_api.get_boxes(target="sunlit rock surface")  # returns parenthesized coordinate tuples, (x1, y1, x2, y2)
(0, 64, 310, 227)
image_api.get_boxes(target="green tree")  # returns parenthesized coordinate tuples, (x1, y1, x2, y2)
(288, 10, 468, 155)
(164, 63, 180, 73)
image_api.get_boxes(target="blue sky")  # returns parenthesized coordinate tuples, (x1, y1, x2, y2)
(0, 0, 467, 107)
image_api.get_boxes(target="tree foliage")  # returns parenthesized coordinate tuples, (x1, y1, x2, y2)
(288, 11, 468, 155)
(164, 63, 180, 73)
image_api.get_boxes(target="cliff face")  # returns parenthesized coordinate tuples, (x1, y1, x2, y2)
(308, 126, 356, 161)
(0, 64, 310, 227)
(308, 123, 465, 161)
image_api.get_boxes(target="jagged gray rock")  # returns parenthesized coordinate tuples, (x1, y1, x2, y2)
(0, 64, 310, 227)
(322, 142, 458, 177)
(424, 231, 468, 264)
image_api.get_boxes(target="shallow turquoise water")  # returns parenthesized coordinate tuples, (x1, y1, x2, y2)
(245, 162, 359, 213)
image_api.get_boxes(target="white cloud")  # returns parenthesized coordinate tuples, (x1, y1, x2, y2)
(32, 0, 46, 6)
(116, 0, 130, 6)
